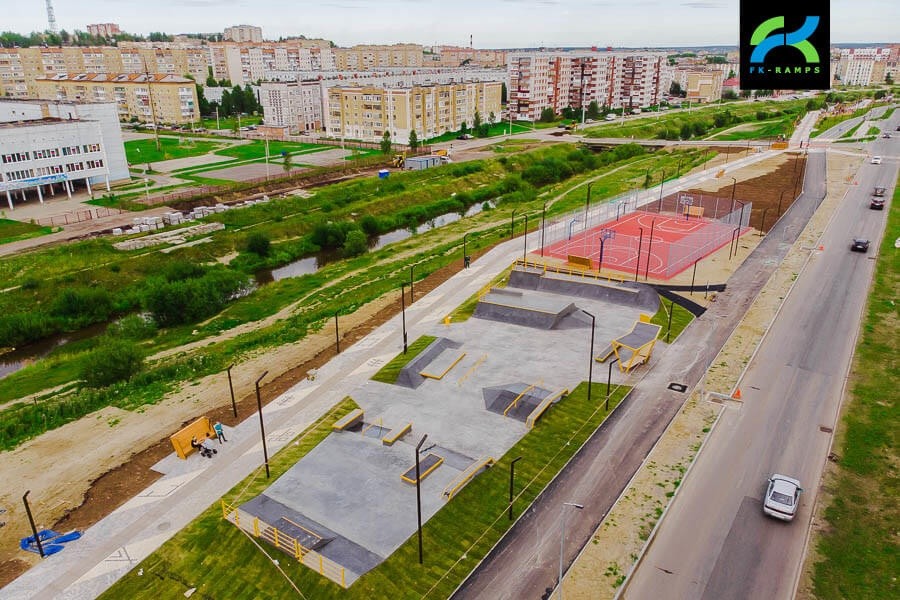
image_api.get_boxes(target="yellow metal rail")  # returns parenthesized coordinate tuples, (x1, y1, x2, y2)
(442, 456, 495, 500)
(503, 380, 543, 417)
(525, 388, 569, 429)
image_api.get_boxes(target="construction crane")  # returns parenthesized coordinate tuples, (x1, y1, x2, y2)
(45, 0, 58, 35)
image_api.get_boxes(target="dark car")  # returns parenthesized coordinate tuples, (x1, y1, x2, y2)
(870, 198, 885, 210)
(851, 238, 870, 252)
(873, 186, 886, 197)
(456, 133, 473, 140)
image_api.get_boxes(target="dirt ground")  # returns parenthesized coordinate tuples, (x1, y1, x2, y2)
(0, 151, 810, 588)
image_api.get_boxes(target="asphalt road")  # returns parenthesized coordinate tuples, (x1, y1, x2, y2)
(452, 150, 830, 600)
(623, 125, 897, 599)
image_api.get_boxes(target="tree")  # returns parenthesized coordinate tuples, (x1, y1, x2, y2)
(343, 229, 368, 257)
(220, 90, 233, 116)
(282, 151, 293, 173)
(669, 82, 684, 97)
(501, 82, 507, 104)
(488, 111, 496, 125)
(727, 70, 736, 79)
(408, 129, 419, 152)
(587, 100, 601, 119)
(460, 121, 468, 135)
(473, 110, 482, 131)
(206, 67, 217, 87)
(80, 339, 144, 388)
(243, 84, 258, 114)
(231, 85, 245, 113)
(539, 107, 555, 122)
(886, 73, 894, 85)
(196, 84, 211, 116)
(380, 131, 392, 154)
(246, 232, 271, 257)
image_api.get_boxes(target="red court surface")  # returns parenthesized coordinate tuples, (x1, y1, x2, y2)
(542, 212, 746, 280)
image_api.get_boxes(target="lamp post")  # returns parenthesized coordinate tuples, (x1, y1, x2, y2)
(143, 177, 150, 202)
(334, 311, 341, 354)
(598, 229, 613, 273)
(540, 201, 548, 257)
(255, 370, 270, 478)
(508, 456, 523, 520)
(415, 434, 428, 565)
(510, 208, 518, 239)
(645, 218, 656, 280)
(559, 502, 584, 599)
(606, 357, 620, 411)
(409, 265, 415, 302)
(777, 189, 787, 219)
(400, 282, 408, 354)
(657, 170, 666, 213)
(22, 491, 44, 558)
(635, 226, 644, 281)
(729, 176, 737, 215)
(226, 363, 237, 418)
(580, 310, 596, 407)
(522, 213, 529, 263)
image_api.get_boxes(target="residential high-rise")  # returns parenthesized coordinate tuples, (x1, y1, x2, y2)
(86, 23, 121, 38)
(837, 47, 893, 86)
(223, 25, 263, 43)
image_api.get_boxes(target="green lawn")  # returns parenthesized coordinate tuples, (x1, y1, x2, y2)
(200, 114, 263, 131)
(448, 269, 511, 322)
(650, 296, 695, 342)
(810, 107, 870, 137)
(811, 184, 899, 599)
(214, 141, 328, 161)
(425, 121, 535, 144)
(101, 382, 629, 599)
(125, 137, 224, 165)
(0, 219, 55, 245)
(371, 335, 437, 383)
(708, 116, 794, 141)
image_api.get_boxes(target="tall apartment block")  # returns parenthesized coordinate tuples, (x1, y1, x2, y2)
(86, 23, 121, 38)
(224, 25, 263, 43)
(207, 41, 336, 85)
(507, 51, 673, 120)
(32, 73, 199, 124)
(674, 69, 724, 103)
(260, 81, 326, 133)
(836, 47, 894, 86)
(324, 81, 502, 143)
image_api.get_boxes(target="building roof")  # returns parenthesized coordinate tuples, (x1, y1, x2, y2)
(34, 73, 194, 84)
(0, 116, 89, 130)
(723, 77, 740, 87)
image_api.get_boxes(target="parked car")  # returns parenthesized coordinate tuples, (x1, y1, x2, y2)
(873, 186, 886, 197)
(763, 474, 802, 521)
(871, 156, 882, 164)
(870, 198, 885, 210)
(882, 133, 891, 139)
(456, 133, 473, 140)
(850, 238, 870, 252)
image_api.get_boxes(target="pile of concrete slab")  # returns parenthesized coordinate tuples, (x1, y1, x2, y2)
(113, 222, 225, 251)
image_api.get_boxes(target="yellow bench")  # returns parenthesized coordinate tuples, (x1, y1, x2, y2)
(567, 254, 592, 269)
(382, 422, 412, 446)
(332, 408, 364, 431)
(170, 416, 216, 459)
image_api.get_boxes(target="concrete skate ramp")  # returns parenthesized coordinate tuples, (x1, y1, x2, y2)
(483, 383, 553, 422)
(473, 288, 578, 330)
(396, 337, 462, 388)
(239, 494, 382, 575)
(508, 268, 658, 313)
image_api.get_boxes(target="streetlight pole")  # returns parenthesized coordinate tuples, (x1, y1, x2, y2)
(559, 502, 584, 599)
(415, 434, 428, 565)
(226, 363, 237, 418)
(400, 282, 408, 354)
(463, 232, 470, 268)
(635, 227, 644, 281)
(729, 176, 737, 215)
(510, 208, 518, 239)
(409, 265, 415, 302)
(580, 310, 596, 407)
(584, 181, 595, 228)
(540, 201, 548, 257)
(255, 370, 270, 478)
(657, 169, 667, 213)
(22, 491, 45, 558)
(334, 311, 341, 353)
(508, 456, 523, 520)
(645, 218, 657, 280)
(606, 357, 620, 411)
(522, 214, 529, 263)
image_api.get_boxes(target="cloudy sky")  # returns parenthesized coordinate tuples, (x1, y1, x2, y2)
(7, 0, 898, 47)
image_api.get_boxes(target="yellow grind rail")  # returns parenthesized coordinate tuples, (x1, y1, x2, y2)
(400, 454, 444, 484)
(221, 501, 348, 588)
(362, 417, 383, 435)
(442, 456, 495, 500)
(419, 352, 466, 379)
(503, 380, 543, 417)
(458, 353, 488, 386)
(332, 408, 364, 431)
(525, 388, 569, 429)
(514, 258, 628, 283)
(382, 422, 412, 446)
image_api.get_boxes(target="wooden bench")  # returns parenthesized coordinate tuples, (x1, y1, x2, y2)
(567, 254, 592, 270)
(382, 422, 412, 446)
(332, 408, 364, 431)
(170, 416, 216, 459)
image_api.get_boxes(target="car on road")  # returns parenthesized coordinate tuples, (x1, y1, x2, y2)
(456, 133, 473, 140)
(850, 238, 870, 252)
(871, 156, 882, 164)
(883, 133, 891, 139)
(763, 474, 802, 521)
(873, 186, 886, 197)
(870, 198, 885, 210)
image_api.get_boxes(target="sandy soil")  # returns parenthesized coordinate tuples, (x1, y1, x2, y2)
(559, 150, 861, 598)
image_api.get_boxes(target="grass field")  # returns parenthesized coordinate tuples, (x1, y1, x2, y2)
(370, 335, 437, 383)
(708, 116, 795, 141)
(200, 114, 263, 131)
(101, 382, 630, 599)
(809, 107, 870, 138)
(125, 137, 224, 165)
(811, 185, 898, 599)
(650, 296, 695, 342)
(0, 219, 55, 245)
(214, 141, 328, 161)
(426, 121, 536, 144)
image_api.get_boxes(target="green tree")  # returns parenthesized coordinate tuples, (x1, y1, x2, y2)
(885, 73, 894, 85)
(80, 339, 144, 388)
(220, 90, 233, 116)
(205, 67, 217, 87)
(231, 85, 245, 113)
(680, 123, 692, 139)
(587, 100, 601, 119)
(282, 151, 293, 173)
(460, 121, 468, 135)
(539, 107, 555, 122)
(408, 129, 419, 152)
(488, 111, 496, 125)
(380, 131, 392, 154)
(195, 84, 211, 115)
(243, 84, 258, 113)
(342, 229, 368, 257)
(501, 82, 507, 104)
(473, 110, 482, 131)
(669, 81, 684, 96)
(246, 232, 271, 257)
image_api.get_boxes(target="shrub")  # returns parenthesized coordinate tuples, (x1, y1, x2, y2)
(109, 314, 158, 340)
(162, 261, 206, 281)
(343, 229, 368, 257)
(246, 232, 271, 257)
(50, 287, 114, 324)
(359, 215, 380, 236)
(0, 312, 56, 347)
(142, 268, 248, 327)
(80, 338, 144, 388)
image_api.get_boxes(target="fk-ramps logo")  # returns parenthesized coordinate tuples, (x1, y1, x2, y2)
(740, 2, 830, 90)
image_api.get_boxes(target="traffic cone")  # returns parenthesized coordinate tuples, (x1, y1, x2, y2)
(732, 388, 742, 400)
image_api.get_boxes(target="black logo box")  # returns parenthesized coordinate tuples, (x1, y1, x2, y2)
(740, 1, 830, 90)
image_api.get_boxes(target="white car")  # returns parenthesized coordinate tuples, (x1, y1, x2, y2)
(763, 474, 802, 521)
(871, 156, 882, 164)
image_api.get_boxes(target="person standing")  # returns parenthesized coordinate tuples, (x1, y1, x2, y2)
(214, 421, 227, 443)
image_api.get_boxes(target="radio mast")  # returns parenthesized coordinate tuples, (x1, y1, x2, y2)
(46, 0, 59, 34)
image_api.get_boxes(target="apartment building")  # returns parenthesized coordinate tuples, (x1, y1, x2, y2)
(324, 81, 501, 143)
(207, 42, 336, 84)
(675, 69, 724, 103)
(332, 45, 424, 70)
(260, 81, 325, 132)
(0, 99, 129, 208)
(86, 23, 121, 38)
(224, 25, 263, 43)
(837, 47, 893, 86)
(430, 46, 508, 68)
(33, 73, 199, 124)
(508, 51, 672, 120)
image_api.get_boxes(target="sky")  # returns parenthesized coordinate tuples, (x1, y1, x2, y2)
(6, 0, 899, 48)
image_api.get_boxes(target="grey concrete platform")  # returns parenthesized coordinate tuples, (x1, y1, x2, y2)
(396, 337, 461, 388)
(474, 288, 578, 329)
(509, 268, 659, 313)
